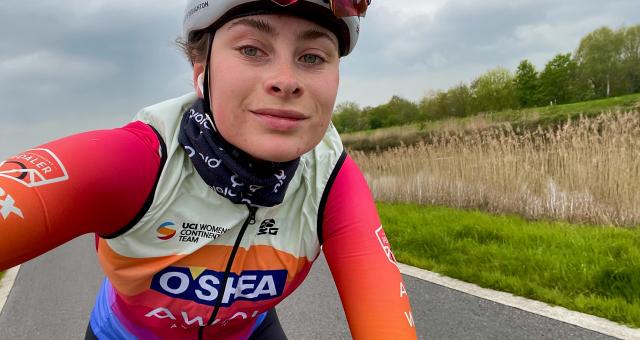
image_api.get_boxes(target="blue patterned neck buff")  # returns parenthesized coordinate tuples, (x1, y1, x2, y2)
(178, 98, 300, 207)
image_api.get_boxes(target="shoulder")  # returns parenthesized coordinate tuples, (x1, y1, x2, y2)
(300, 122, 344, 175)
(133, 93, 198, 142)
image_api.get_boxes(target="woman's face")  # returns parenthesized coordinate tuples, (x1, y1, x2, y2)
(194, 14, 340, 162)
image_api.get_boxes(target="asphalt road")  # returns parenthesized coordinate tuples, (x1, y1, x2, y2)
(0, 235, 618, 339)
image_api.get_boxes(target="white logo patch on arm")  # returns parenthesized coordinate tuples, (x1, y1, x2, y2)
(0, 186, 23, 220)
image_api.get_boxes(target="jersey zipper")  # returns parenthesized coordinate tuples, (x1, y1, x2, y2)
(198, 204, 257, 340)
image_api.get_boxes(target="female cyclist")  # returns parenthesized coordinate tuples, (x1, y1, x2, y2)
(0, 1, 417, 339)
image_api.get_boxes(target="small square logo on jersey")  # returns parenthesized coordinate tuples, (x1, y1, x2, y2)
(257, 219, 278, 235)
(0, 148, 69, 187)
(0, 186, 23, 220)
(157, 221, 177, 240)
(375, 226, 398, 266)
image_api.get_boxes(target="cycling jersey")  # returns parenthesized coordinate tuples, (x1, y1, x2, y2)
(0, 93, 417, 339)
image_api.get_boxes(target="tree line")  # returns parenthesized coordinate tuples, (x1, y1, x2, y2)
(333, 24, 640, 133)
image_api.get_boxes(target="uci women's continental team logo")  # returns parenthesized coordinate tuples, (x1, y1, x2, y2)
(157, 221, 177, 240)
(156, 219, 229, 244)
(0, 148, 69, 188)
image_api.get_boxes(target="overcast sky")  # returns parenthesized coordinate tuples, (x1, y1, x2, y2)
(1, 0, 639, 159)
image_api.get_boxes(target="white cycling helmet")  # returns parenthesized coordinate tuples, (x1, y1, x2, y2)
(182, 0, 370, 56)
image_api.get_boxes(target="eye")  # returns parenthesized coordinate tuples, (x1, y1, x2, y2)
(300, 54, 325, 65)
(239, 46, 261, 57)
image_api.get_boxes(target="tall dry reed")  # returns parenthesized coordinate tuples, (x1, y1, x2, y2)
(352, 110, 640, 226)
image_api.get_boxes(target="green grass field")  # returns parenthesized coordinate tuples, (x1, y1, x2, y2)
(378, 202, 640, 328)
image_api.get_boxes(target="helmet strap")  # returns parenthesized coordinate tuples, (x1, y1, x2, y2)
(203, 33, 215, 119)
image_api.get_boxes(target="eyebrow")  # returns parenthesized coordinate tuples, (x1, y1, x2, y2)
(227, 18, 276, 35)
(227, 17, 338, 49)
(297, 29, 338, 49)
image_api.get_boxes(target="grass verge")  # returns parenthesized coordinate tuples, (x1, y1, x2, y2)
(378, 202, 640, 328)
(0, 271, 4, 282)
(496, 93, 640, 125)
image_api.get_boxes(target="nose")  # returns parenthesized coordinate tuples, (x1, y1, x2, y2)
(264, 60, 303, 99)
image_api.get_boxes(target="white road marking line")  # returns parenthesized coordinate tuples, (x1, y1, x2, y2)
(398, 262, 640, 340)
(0, 266, 20, 316)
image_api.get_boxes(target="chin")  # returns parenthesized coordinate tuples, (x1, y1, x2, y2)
(246, 143, 313, 163)
(250, 150, 301, 163)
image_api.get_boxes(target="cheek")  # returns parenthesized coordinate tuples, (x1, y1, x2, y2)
(309, 68, 339, 110)
(209, 48, 253, 99)
(318, 73, 339, 120)
(209, 58, 250, 128)
(209, 78, 241, 143)
(308, 72, 338, 146)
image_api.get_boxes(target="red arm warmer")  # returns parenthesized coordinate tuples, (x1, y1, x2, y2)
(0, 121, 162, 270)
(322, 155, 417, 339)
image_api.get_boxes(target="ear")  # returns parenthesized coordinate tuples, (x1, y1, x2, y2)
(193, 62, 206, 98)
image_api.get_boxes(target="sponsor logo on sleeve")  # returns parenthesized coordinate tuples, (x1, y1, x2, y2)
(0, 186, 23, 220)
(151, 267, 287, 307)
(375, 225, 398, 267)
(400, 282, 415, 327)
(0, 148, 69, 187)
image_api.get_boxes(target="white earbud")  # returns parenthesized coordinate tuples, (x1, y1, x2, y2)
(197, 73, 205, 97)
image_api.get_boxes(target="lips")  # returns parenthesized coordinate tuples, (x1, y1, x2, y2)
(252, 108, 308, 119)
(251, 108, 309, 131)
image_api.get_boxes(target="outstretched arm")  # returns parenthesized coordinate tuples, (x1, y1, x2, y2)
(321, 154, 417, 339)
(0, 121, 163, 270)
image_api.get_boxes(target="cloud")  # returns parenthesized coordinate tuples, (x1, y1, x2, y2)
(0, 51, 114, 76)
(0, 1, 193, 128)
(0, 51, 117, 91)
(338, 0, 640, 106)
(376, 0, 448, 17)
(0, 113, 127, 160)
